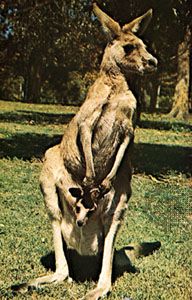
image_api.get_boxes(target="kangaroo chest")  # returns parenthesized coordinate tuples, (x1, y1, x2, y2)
(94, 92, 135, 145)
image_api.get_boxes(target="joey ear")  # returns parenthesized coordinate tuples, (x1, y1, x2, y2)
(122, 9, 152, 36)
(93, 2, 121, 39)
(69, 187, 83, 200)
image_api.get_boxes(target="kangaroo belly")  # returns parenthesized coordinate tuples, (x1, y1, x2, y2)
(61, 214, 104, 256)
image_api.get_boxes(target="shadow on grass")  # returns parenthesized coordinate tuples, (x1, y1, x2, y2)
(11, 248, 138, 292)
(133, 142, 191, 175)
(40, 249, 137, 283)
(0, 132, 191, 175)
(0, 110, 75, 124)
(138, 119, 192, 132)
(39, 241, 160, 282)
(0, 133, 62, 159)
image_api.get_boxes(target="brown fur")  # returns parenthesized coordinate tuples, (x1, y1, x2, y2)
(28, 4, 157, 300)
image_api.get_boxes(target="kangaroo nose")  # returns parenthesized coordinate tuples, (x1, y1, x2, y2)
(77, 220, 84, 227)
(148, 58, 157, 68)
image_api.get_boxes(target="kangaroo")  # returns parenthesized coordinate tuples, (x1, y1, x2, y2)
(24, 3, 158, 300)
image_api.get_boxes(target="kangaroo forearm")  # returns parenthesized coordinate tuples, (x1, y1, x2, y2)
(79, 124, 95, 180)
(106, 135, 130, 181)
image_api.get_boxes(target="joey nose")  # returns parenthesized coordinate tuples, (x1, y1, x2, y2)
(148, 57, 157, 68)
(77, 220, 84, 227)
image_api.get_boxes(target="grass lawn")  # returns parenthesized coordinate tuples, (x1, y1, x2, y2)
(0, 100, 192, 300)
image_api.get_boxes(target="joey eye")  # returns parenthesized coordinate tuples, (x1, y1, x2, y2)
(76, 206, 81, 214)
(123, 44, 135, 55)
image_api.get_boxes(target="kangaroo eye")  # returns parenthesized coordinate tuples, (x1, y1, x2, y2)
(123, 44, 135, 55)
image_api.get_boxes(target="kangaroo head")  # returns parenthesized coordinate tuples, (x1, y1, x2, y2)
(93, 3, 157, 75)
(69, 187, 97, 227)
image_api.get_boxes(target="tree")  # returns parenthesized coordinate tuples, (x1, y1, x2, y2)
(168, 26, 191, 119)
(1, 0, 102, 103)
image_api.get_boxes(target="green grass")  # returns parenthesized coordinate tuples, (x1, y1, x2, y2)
(0, 100, 192, 299)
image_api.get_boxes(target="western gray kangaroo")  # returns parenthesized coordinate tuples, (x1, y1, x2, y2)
(26, 3, 158, 300)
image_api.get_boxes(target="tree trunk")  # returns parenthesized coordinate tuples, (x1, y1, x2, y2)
(168, 27, 191, 119)
(149, 79, 159, 112)
(23, 51, 43, 103)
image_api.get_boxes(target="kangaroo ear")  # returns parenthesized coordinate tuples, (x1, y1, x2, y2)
(122, 9, 152, 36)
(93, 2, 121, 39)
(69, 188, 83, 200)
